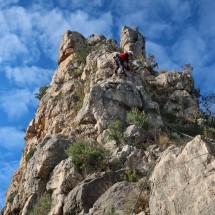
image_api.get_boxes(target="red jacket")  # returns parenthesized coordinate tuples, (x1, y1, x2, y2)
(119, 52, 129, 63)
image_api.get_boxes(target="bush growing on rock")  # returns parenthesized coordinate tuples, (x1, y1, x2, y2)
(127, 108, 150, 130)
(107, 120, 124, 146)
(74, 42, 91, 63)
(66, 140, 109, 172)
(35, 85, 49, 100)
(25, 147, 37, 163)
(7, 192, 17, 204)
(29, 193, 52, 215)
(123, 169, 137, 182)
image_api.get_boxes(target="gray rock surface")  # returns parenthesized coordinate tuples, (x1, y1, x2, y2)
(150, 135, 215, 215)
(63, 171, 123, 215)
(89, 181, 142, 215)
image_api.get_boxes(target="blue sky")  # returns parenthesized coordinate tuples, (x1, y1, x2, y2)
(0, 0, 215, 209)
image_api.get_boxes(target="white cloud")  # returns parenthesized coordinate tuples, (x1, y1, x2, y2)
(5, 66, 53, 87)
(0, 34, 28, 63)
(0, 127, 24, 150)
(58, 0, 102, 9)
(193, 64, 215, 95)
(0, 0, 19, 7)
(69, 11, 113, 37)
(4, 6, 33, 38)
(0, 4, 114, 64)
(0, 160, 20, 209)
(198, 0, 215, 39)
(172, 27, 208, 67)
(0, 89, 37, 118)
(31, 9, 113, 61)
(146, 41, 178, 71)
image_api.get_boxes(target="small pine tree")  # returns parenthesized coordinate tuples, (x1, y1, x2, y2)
(127, 108, 150, 130)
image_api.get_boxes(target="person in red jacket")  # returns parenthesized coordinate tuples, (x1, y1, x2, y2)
(114, 50, 134, 77)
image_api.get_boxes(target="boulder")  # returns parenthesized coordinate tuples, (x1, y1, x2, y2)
(63, 171, 123, 215)
(90, 181, 142, 215)
(150, 135, 215, 215)
(47, 158, 83, 215)
(24, 135, 73, 196)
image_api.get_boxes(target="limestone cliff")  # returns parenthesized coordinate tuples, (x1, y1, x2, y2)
(2, 26, 212, 215)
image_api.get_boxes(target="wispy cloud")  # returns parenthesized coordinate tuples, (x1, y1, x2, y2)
(146, 41, 178, 71)
(0, 89, 36, 119)
(0, 160, 20, 209)
(0, 0, 20, 7)
(198, 0, 215, 39)
(0, 34, 28, 64)
(0, 127, 24, 150)
(172, 27, 208, 67)
(5, 66, 53, 87)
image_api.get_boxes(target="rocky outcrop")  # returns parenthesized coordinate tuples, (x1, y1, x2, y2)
(2, 26, 204, 215)
(58, 30, 86, 65)
(150, 135, 215, 215)
(120, 26, 146, 59)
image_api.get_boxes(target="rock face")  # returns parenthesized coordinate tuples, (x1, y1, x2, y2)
(150, 135, 215, 215)
(1, 26, 206, 215)
(58, 30, 86, 64)
(120, 26, 146, 59)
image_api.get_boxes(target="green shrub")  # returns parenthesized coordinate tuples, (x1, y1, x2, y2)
(123, 169, 137, 182)
(7, 192, 17, 204)
(35, 85, 49, 100)
(74, 42, 91, 63)
(127, 108, 150, 130)
(204, 127, 215, 138)
(66, 140, 109, 171)
(72, 84, 85, 111)
(70, 67, 83, 78)
(29, 193, 52, 215)
(107, 120, 124, 146)
(25, 147, 37, 163)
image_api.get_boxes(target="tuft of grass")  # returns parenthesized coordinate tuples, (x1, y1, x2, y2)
(107, 120, 124, 146)
(66, 140, 109, 172)
(123, 169, 137, 182)
(29, 193, 52, 215)
(127, 108, 150, 130)
(35, 85, 49, 100)
(25, 147, 37, 163)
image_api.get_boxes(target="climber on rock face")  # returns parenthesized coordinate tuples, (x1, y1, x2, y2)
(114, 50, 134, 78)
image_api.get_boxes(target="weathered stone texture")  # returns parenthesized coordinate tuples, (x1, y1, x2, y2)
(150, 136, 215, 215)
